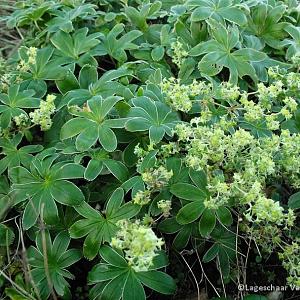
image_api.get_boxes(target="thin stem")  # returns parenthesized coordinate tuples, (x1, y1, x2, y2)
(195, 248, 221, 298)
(0, 270, 37, 300)
(179, 250, 200, 300)
(40, 204, 58, 300)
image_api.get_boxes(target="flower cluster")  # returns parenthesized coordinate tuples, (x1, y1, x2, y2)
(176, 118, 300, 221)
(141, 166, 173, 190)
(291, 53, 300, 68)
(217, 82, 240, 101)
(17, 47, 37, 73)
(133, 190, 151, 206)
(279, 240, 300, 287)
(13, 113, 30, 128)
(157, 200, 172, 217)
(29, 94, 56, 131)
(247, 197, 284, 225)
(206, 176, 231, 210)
(170, 40, 188, 67)
(278, 130, 300, 188)
(160, 77, 212, 112)
(111, 220, 164, 272)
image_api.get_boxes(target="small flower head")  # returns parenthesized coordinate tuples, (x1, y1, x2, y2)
(141, 166, 173, 190)
(29, 94, 56, 131)
(133, 190, 151, 206)
(111, 220, 164, 272)
(13, 113, 30, 128)
(171, 40, 188, 67)
(157, 200, 172, 217)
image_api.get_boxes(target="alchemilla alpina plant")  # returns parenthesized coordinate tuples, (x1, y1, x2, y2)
(0, 0, 300, 299)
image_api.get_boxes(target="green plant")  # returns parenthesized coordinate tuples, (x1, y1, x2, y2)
(89, 245, 176, 300)
(1, 0, 300, 299)
(69, 188, 139, 259)
(27, 230, 81, 298)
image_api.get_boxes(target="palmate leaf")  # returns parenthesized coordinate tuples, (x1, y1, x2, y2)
(50, 28, 102, 66)
(246, 3, 289, 49)
(18, 46, 69, 81)
(202, 225, 236, 278)
(125, 97, 180, 143)
(0, 85, 40, 128)
(0, 133, 43, 175)
(88, 245, 176, 300)
(124, 1, 163, 32)
(69, 188, 140, 260)
(9, 150, 85, 229)
(61, 95, 127, 152)
(83, 148, 129, 181)
(57, 65, 133, 107)
(92, 24, 143, 62)
(284, 25, 300, 59)
(46, 3, 97, 33)
(27, 230, 81, 299)
(5, 1, 56, 28)
(170, 169, 232, 237)
(190, 20, 267, 84)
(158, 217, 198, 250)
(187, 0, 247, 26)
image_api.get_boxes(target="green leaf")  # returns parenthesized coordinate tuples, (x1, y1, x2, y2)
(203, 244, 219, 263)
(0, 224, 15, 246)
(98, 125, 118, 152)
(58, 249, 82, 268)
(110, 202, 140, 221)
(136, 271, 176, 295)
(170, 183, 206, 201)
(218, 7, 247, 25)
(104, 188, 122, 214)
(22, 193, 42, 230)
(54, 163, 84, 180)
(176, 201, 205, 224)
(50, 180, 84, 205)
(88, 264, 126, 283)
(83, 230, 103, 260)
(189, 20, 266, 84)
(151, 46, 165, 62)
(56, 69, 79, 94)
(99, 24, 143, 62)
(125, 117, 151, 131)
(149, 126, 165, 144)
(69, 219, 96, 239)
(218, 247, 230, 278)
(216, 207, 232, 226)
(75, 127, 99, 151)
(189, 168, 207, 190)
(191, 7, 213, 22)
(51, 28, 101, 65)
(79, 65, 98, 89)
(288, 192, 300, 209)
(126, 97, 180, 142)
(60, 118, 93, 140)
(199, 210, 216, 237)
(84, 159, 103, 181)
(100, 273, 128, 300)
(99, 245, 128, 268)
(52, 231, 70, 257)
(27, 230, 81, 299)
(187, 0, 247, 25)
(123, 272, 146, 300)
(158, 217, 182, 234)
